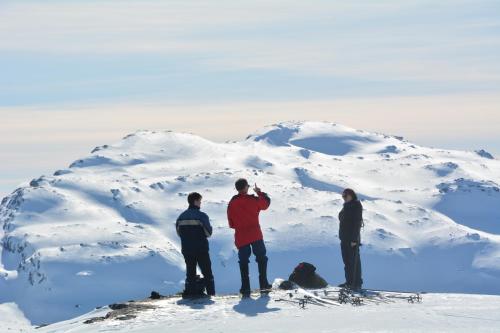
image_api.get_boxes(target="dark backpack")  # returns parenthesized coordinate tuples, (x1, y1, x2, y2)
(288, 262, 328, 289)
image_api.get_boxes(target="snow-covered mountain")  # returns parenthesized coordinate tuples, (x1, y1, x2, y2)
(1, 121, 500, 325)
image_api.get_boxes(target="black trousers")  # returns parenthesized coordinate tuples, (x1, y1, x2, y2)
(238, 239, 268, 264)
(183, 251, 214, 284)
(340, 241, 363, 288)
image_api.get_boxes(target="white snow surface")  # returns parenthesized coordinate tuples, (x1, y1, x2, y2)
(1, 121, 500, 326)
(0, 302, 32, 332)
(36, 290, 500, 333)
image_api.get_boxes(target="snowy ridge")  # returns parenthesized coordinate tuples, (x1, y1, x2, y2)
(1, 121, 500, 326)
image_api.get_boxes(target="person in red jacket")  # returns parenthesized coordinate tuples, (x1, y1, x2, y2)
(227, 178, 271, 297)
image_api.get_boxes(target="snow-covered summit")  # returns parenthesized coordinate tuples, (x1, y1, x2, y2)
(247, 121, 406, 156)
(1, 121, 500, 325)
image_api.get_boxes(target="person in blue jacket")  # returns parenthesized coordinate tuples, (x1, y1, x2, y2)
(176, 192, 215, 297)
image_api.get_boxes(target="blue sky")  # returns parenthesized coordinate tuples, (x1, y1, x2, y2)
(1, 0, 500, 197)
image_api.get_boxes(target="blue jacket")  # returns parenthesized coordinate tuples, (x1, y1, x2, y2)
(176, 205, 213, 254)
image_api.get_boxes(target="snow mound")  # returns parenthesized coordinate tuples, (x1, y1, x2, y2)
(0, 302, 32, 331)
(424, 162, 459, 177)
(434, 178, 500, 234)
(475, 149, 495, 160)
(248, 122, 405, 156)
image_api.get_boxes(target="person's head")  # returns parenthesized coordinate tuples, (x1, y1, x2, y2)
(187, 192, 202, 208)
(342, 188, 358, 203)
(235, 178, 250, 194)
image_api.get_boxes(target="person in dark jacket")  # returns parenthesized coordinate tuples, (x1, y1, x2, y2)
(227, 178, 271, 297)
(176, 192, 215, 297)
(338, 188, 363, 290)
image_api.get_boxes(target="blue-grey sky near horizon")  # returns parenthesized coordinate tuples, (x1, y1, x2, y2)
(1, 0, 500, 198)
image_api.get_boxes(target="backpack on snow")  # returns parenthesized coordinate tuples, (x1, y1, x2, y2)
(288, 262, 328, 289)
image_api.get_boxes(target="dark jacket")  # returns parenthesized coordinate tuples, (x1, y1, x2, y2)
(339, 200, 363, 243)
(227, 191, 271, 249)
(176, 205, 212, 254)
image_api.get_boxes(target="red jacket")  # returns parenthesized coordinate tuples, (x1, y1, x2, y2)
(227, 191, 271, 249)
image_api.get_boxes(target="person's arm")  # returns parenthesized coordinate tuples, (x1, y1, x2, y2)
(175, 219, 181, 237)
(253, 184, 270, 211)
(227, 202, 235, 229)
(349, 203, 363, 244)
(256, 191, 271, 211)
(200, 213, 213, 237)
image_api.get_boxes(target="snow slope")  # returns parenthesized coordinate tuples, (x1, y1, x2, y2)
(36, 290, 500, 333)
(1, 121, 500, 325)
(0, 302, 32, 332)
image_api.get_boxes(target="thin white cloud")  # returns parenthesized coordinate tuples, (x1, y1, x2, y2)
(2, 0, 499, 82)
(0, 1, 350, 52)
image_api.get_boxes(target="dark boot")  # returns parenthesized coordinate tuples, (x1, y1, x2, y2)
(239, 262, 251, 297)
(205, 278, 215, 296)
(257, 259, 272, 291)
(351, 278, 363, 292)
(182, 280, 196, 299)
(183, 275, 208, 299)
